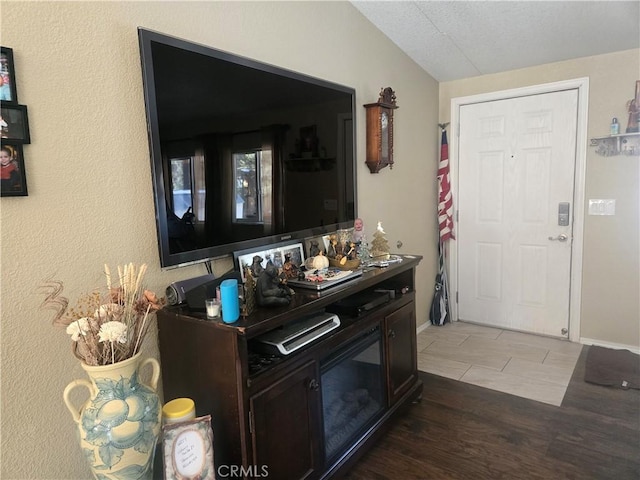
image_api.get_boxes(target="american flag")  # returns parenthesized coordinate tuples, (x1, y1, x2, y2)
(437, 128, 455, 242)
(430, 126, 453, 326)
(429, 240, 449, 326)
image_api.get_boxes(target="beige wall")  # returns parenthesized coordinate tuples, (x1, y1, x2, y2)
(0, 2, 439, 478)
(440, 49, 640, 348)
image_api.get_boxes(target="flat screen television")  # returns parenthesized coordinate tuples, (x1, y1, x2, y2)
(138, 28, 357, 268)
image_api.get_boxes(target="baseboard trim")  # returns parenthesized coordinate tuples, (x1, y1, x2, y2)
(580, 337, 640, 354)
(416, 321, 431, 334)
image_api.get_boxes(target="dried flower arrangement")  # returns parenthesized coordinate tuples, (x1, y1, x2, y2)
(40, 263, 164, 366)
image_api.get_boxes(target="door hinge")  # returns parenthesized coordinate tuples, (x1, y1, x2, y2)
(456, 291, 459, 304)
(248, 410, 254, 434)
(456, 210, 459, 222)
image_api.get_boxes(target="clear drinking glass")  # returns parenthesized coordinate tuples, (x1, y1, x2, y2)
(205, 298, 221, 319)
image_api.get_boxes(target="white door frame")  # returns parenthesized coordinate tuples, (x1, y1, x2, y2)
(448, 78, 589, 343)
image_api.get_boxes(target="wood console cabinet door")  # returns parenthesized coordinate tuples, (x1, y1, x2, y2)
(384, 301, 418, 406)
(249, 361, 322, 480)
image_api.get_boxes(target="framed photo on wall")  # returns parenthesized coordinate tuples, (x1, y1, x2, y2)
(1, 104, 30, 143)
(1, 142, 28, 197)
(0, 47, 18, 103)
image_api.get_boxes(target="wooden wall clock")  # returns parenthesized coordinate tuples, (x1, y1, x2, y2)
(364, 87, 398, 173)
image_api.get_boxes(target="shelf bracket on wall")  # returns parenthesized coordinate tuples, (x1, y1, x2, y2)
(590, 132, 640, 157)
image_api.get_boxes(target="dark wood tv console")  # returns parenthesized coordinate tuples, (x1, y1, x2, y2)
(157, 255, 423, 479)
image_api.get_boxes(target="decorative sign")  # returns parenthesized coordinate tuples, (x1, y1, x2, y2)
(163, 415, 214, 479)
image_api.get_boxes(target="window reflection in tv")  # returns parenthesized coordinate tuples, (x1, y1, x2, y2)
(139, 29, 357, 268)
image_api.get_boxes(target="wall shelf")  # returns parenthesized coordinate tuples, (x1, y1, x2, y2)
(590, 132, 640, 156)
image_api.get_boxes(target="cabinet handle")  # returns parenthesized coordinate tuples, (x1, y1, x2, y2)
(308, 378, 319, 391)
(388, 329, 396, 339)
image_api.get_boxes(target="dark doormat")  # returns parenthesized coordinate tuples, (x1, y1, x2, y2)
(584, 345, 640, 389)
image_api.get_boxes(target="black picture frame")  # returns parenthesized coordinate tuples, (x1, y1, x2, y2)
(1, 142, 28, 197)
(1, 104, 30, 143)
(0, 47, 18, 104)
(234, 241, 305, 283)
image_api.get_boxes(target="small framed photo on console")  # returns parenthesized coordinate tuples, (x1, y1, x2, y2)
(304, 234, 331, 258)
(234, 241, 305, 283)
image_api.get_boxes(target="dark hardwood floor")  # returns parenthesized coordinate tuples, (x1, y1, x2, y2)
(344, 346, 640, 479)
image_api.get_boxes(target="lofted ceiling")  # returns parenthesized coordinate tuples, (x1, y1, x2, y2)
(351, 0, 640, 82)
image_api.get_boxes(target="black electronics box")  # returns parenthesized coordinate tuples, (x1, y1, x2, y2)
(326, 289, 394, 317)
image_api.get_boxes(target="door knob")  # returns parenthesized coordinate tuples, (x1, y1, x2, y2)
(548, 234, 568, 242)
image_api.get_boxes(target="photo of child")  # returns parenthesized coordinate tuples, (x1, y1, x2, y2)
(1, 144, 27, 196)
(0, 75, 11, 102)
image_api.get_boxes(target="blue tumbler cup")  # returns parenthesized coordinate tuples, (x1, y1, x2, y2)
(220, 279, 240, 323)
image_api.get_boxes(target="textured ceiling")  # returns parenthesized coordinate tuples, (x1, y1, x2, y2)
(351, 1, 640, 81)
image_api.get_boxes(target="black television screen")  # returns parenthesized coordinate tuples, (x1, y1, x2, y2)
(138, 29, 357, 268)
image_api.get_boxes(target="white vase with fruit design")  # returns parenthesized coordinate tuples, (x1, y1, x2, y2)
(63, 352, 161, 480)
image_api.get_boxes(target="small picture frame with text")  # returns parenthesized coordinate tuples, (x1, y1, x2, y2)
(162, 415, 215, 479)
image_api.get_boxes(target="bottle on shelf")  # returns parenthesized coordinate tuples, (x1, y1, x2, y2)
(610, 117, 620, 135)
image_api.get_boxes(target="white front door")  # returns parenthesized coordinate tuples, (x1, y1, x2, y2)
(457, 89, 578, 338)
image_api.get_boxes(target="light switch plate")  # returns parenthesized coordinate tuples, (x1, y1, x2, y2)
(588, 199, 616, 215)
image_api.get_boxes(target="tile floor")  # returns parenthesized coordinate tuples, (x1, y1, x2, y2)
(417, 321, 583, 406)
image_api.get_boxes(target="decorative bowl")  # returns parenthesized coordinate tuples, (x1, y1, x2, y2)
(328, 257, 361, 271)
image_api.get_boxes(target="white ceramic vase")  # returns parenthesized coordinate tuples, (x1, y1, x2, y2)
(64, 352, 161, 480)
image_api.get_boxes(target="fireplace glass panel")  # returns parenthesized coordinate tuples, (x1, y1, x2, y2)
(320, 326, 384, 462)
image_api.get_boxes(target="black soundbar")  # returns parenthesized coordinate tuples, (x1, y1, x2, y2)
(184, 271, 242, 311)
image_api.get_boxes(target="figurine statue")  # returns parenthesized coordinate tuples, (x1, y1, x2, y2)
(327, 234, 338, 258)
(243, 267, 257, 316)
(626, 81, 640, 133)
(308, 240, 320, 257)
(256, 261, 292, 307)
(250, 255, 265, 278)
(282, 253, 299, 279)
